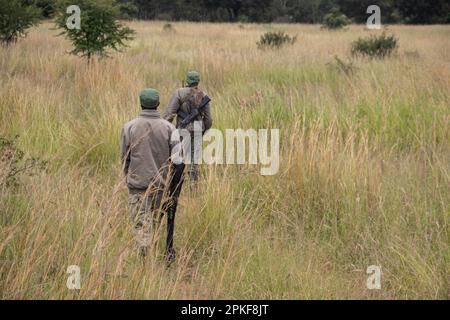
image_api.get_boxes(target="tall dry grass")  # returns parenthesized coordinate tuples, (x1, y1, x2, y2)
(0, 22, 449, 299)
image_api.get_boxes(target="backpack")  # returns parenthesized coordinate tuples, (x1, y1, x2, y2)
(179, 87, 205, 132)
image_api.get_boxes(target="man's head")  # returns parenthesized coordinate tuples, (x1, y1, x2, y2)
(186, 71, 200, 87)
(139, 88, 160, 109)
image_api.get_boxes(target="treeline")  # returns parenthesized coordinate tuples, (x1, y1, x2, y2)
(37, 0, 450, 24)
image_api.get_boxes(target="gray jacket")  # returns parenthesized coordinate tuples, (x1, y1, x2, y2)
(120, 109, 180, 191)
(162, 87, 212, 132)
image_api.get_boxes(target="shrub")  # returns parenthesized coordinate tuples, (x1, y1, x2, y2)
(351, 32, 398, 58)
(0, 0, 41, 45)
(0, 136, 47, 189)
(322, 9, 350, 30)
(163, 23, 174, 32)
(55, 0, 135, 62)
(257, 31, 296, 49)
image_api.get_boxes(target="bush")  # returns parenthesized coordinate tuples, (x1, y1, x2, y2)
(351, 32, 398, 58)
(322, 9, 350, 30)
(0, 136, 47, 189)
(257, 31, 296, 49)
(0, 0, 41, 44)
(55, 0, 135, 62)
(163, 23, 174, 32)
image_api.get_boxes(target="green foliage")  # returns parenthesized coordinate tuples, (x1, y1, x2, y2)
(0, 136, 47, 189)
(397, 0, 450, 24)
(117, 0, 138, 20)
(163, 23, 174, 32)
(55, 0, 135, 61)
(36, 0, 56, 18)
(0, 0, 41, 44)
(351, 32, 399, 58)
(73, 0, 450, 24)
(238, 14, 249, 23)
(257, 31, 296, 49)
(322, 9, 351, 30)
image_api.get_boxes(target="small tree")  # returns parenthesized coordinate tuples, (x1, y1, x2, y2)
(0, 0, 41, 45)
(322, 9, 350, 30)
(257, 31, 297, 49)
(55, 0, 135, 62)
(351, 32, 398, 58)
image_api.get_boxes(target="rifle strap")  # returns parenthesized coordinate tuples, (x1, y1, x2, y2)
(176, 87, 195, 119)
(177, 87, 204, 121)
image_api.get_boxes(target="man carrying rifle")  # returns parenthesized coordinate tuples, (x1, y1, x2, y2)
(120, 88, 181, 260)
(163, 71, 213, 182)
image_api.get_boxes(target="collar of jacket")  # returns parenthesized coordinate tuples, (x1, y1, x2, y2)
(139, 109, 161, 118)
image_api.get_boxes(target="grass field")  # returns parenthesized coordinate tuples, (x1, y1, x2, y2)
(0, 21, 449, 299)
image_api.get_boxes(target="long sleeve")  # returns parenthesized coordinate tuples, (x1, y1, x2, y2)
(162, 90, 181, 123)
(168, 125, 182, 165)
(120, 127, 131, 175)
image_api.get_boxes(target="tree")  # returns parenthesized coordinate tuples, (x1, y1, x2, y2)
(116, 0, 139, 20)
(55, 0, 135, 62)
(203, 0, 243, 21)
(396, 0, 449, 24)
(64, 0, 450, 24)
(36, 0, 56, 18)
(0, 0, 41, 45)
(322, 8, 350, 29)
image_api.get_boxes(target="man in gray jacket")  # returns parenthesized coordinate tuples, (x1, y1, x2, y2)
(121, 88, 180, 257)
(163, 71, 212, 182)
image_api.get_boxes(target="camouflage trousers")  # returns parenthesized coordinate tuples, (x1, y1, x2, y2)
(128, 190, 165, 254)
(188, 135, 202, 181)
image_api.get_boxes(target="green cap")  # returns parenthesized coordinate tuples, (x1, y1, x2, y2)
(186, 71, 200, 86)
(139, 88, 160, 109)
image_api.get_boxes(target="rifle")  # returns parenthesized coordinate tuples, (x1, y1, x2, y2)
(165, 162, 185, 264)
(165, 95, 212, 265)
(179, 95, 211, 129)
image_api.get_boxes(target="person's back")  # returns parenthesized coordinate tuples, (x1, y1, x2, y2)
(164, 86, 212, 132)
(162, 71, 212, 181)
(120, 88, 179, 258)
(122, 110, 175, 191)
